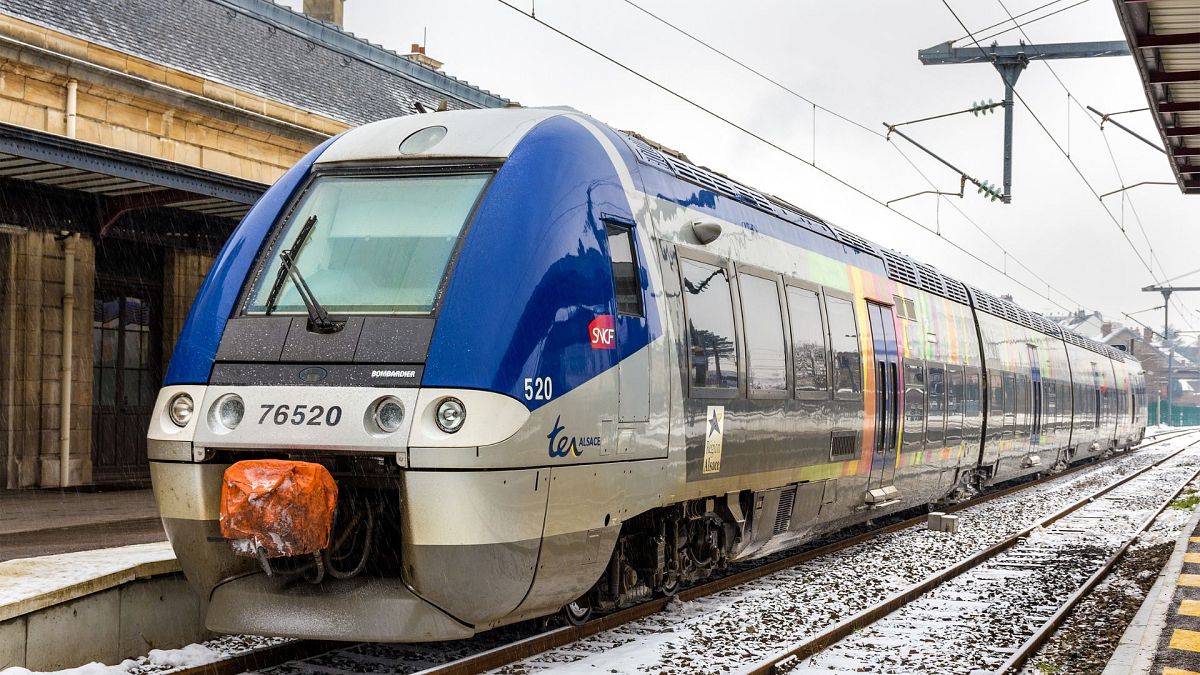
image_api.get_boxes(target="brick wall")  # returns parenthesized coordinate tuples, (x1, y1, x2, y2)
(0, 232, 94, 488)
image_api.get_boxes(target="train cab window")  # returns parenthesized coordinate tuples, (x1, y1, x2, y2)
(786, 286, 828, 393)
(605, 224, 643, 317)
(738, 274, 786, 392)
(246, 173, 491, 314)
(681, 259, 739, 391)
(824, 296, 862, 399)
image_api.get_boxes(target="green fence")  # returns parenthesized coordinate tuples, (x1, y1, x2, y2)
(1149, 401, 1200, 427)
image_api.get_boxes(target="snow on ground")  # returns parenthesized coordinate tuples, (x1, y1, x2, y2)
(0, 542, 176, 607)
(1, 636, 292, 675)
(492, 433, 1199, 674)
(2, 644, 221, 675)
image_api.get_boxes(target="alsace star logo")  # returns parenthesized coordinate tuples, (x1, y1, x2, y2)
(708, 408, 722, 437)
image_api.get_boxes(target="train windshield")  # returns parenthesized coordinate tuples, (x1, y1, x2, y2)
(245, 173, 490, 314)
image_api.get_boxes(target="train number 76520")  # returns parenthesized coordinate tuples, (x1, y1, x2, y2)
(257, 404, 342, 426)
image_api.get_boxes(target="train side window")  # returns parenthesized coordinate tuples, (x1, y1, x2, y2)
(605, 224, 643, 317)
(738, 273, 786, 392)
(967, 372, 981, 416)
(681, 258, 738, 392)
(947, 368, 964, 416)
(824, 295, 862, 399)
(989, 375, 1004, 417)
(786, 286, 828, 394)
(927, 365, 946, 445)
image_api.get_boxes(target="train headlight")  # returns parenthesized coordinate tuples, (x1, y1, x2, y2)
(373, 397, 406, 434)
(209, 394, 245, 432)
(168, 393, 194, 428)
(435, 398, 466, 434)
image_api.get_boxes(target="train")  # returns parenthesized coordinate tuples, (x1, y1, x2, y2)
(147, 106, 1146, 642)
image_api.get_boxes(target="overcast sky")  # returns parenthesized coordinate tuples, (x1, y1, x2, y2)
(278, 0, 1199, 333)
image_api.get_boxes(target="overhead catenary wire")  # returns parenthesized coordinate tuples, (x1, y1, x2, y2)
(942, 0, 1169, 298)
(985, 0, 1194, 329)
(597, 0, 1089, 311)
(494, 0, 1088, 313)
(954, 0, 1090, 45)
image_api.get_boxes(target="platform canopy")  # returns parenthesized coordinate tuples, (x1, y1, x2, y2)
(1114, 0, 1200, 194)
(0, 122, 267, 247)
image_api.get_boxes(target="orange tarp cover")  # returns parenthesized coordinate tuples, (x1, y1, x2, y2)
(220, 459, 338, 558)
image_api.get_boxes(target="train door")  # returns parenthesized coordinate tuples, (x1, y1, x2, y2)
(866, 303, 900, 499)
(1027, 345, 1042, 448)
(604, 220, 650, 423)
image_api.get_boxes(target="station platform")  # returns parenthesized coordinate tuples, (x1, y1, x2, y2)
(0, 488, 166, 562)
(0, 488, 204, 669)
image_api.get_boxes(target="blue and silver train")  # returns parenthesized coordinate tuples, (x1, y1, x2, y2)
(148, 107, 1146, 641)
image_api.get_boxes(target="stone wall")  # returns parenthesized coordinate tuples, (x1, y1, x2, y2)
(162, 249, 216, 376)
(0, 231, 94, 488)
(0, 11, 349, 487)
(0, 13, 346, 186)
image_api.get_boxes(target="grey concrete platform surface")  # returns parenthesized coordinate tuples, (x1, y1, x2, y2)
(0, 488, 166, 562)
(0, 543, 210, 671)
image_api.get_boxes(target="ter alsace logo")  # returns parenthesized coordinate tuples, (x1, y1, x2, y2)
(589, 315, 615, 349)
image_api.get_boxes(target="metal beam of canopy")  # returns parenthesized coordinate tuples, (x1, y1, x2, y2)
(918, 40, 1131, 203)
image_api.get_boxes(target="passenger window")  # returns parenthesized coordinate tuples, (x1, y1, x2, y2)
(738, 274, 786, 392)
(967, 372, 981, 416)
(786, 287, 828, 393)
(605, 224, 643, 316)
(947, 368, 963, 417)
(824, 296, 862, 399)
(927, 365, 945, 444)
(681, 259, 738, 390)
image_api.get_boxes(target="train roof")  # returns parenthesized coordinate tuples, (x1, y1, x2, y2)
(618, 126, 1129, 365)
(316, 107, 1129, 365)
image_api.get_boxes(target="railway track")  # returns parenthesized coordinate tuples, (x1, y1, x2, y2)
(749, 434, 1200, 674)
(176, 428, 1199, 675)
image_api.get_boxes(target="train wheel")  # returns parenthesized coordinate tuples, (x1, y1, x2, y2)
(561, 599, 592, 626)
(660, 575, 679, 597)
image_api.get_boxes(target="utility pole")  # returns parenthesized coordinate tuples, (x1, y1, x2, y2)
(1142, 285, 1200, 426)
(918, 40, 1130, 203)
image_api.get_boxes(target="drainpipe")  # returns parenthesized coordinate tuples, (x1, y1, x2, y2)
(65, 79, 77, 139)
(59, 232, 78, 488)
(4, 234, 18, 487)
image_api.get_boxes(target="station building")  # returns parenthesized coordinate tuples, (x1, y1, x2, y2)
(0, 0, 507, 489)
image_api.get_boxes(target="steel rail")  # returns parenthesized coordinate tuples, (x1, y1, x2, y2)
(175, 428, 1195, 675)
(745, 434, 1200, 674)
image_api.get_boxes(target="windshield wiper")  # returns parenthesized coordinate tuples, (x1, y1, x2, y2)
(263, 215, 346, 334)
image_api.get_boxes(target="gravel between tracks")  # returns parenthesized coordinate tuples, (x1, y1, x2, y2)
(1016, 485, 1199, 675)
(791, 451, 1200, 674)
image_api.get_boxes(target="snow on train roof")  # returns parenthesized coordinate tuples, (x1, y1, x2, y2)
(315, 107, 565, 164)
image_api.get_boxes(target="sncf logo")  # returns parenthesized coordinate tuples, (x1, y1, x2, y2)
(589, 315, 615, 350)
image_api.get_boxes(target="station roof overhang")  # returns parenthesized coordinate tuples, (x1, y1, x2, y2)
(1114, 0, 1200, 194)
(0, 121, 268, 246)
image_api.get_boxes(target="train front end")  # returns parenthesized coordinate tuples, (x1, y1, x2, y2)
(147, 108, 665, 641)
